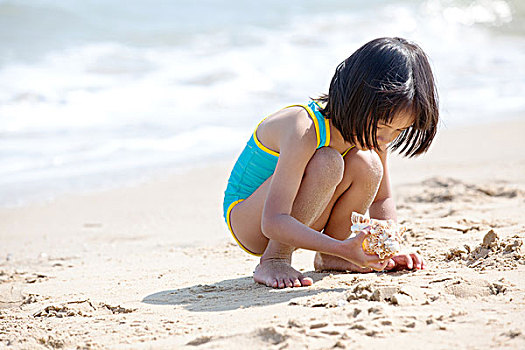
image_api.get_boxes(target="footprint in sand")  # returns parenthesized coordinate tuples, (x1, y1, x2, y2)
(404, 177, 522, 204)
(345, 284, 420, 306)
(33, 300, 135, 318)
(186, 326, 294, 348)
(441, 276, 508, 299)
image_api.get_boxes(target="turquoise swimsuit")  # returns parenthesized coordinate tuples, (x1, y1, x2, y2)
(223, 100, 351, 256)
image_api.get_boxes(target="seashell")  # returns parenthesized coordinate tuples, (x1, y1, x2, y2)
(350, 212, 405, 259)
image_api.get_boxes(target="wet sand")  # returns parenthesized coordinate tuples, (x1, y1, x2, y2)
(1, 119, 524, 349)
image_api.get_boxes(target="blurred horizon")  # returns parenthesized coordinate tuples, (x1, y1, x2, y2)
(1, 0, 524, 207)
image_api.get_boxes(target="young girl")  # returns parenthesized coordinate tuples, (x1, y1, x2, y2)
(223, 37, 439, 288)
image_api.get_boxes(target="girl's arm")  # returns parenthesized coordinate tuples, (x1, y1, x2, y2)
(261, 114, 341, 253)
(372, 149, 425, 270)
(369, 148, 397, 221)
(260, 112, 385, 268)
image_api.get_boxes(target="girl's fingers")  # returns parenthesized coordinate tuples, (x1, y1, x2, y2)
(385, 259, 396, 270)
(353, 227, 371, 244)
(369, 254, 396, 265)
(411, 253, 423, 269)
(368, 262, 383, 271)
(364, 252, 425, 272)
(403, 254, 413, 269)
(368, 259, 389, 272)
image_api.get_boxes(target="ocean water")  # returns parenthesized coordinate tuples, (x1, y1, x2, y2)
(1, 0, 524, 207)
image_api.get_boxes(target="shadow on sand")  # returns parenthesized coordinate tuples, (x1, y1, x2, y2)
(142, 271, 349, 312)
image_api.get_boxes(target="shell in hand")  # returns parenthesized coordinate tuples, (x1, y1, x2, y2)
(350, 212, 405, 259)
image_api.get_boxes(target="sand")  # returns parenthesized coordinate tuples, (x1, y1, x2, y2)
(1, 119, 524, 349)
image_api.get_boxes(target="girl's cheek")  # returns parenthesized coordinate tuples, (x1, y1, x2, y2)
(376, 131, 390, 143)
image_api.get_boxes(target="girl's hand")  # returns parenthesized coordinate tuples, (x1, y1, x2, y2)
(385, 251, 425, 271)
(339, 229, 395, 272)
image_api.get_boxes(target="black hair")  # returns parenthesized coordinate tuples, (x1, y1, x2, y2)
(315, 37, 439, 157)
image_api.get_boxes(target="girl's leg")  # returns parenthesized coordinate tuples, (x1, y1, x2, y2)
(312, 148, 384, 272)
(229, 147, 344, 288)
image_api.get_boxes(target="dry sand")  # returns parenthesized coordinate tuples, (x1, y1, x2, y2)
(1, 119, 525, 349)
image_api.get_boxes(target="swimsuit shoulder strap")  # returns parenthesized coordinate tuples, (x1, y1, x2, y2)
(282, 101, 330, 149)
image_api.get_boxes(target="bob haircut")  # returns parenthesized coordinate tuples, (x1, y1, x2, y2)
(315, 37, 439, 157)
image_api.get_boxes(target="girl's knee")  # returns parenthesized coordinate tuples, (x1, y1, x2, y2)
(305, 147, 344, 187)
(343, 150, 383, 187)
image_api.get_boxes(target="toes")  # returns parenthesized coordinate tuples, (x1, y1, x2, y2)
(300, 277, 313, 286)
(254, 261, 314, 289)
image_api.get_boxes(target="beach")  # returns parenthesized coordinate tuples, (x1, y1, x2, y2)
(1, 118, 524, 349)
(2, 0, 525, 348)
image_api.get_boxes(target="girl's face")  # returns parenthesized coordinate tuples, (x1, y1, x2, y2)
(375, 111, 414, 148)
(352, 111, 414, 151)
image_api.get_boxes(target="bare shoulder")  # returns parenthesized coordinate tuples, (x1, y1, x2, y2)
(257, 105, 318, 154)
(261, 107, 321, 221)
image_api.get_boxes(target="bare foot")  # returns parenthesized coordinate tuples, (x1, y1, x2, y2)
(253, 259, 313, 288)
(314, 252, 374, 273)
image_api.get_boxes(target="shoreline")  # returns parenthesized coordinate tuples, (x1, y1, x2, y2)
(2, 116, 524, 210)
(0, 156, 236, 210)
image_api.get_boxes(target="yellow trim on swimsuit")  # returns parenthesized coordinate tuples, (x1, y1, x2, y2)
(342, 145, 355, 157)
(311, 100, 349, 153)
(324, 118, 330, 147)
(253, 118, 280, 157)
(310, 111, 322, 148)
(311, 100, 330, 148)
(226, 199, 263, 257)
